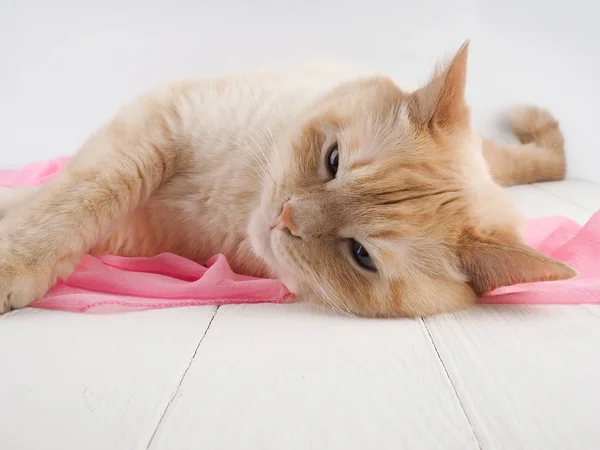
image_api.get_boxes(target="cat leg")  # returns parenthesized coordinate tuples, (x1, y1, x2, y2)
(0, 95, 187, 313)
(482, 105, 566, 187)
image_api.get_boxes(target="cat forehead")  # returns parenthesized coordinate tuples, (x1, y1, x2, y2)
(336, 135, 461, 197)
(337, 103, 417, 162)
(311, 103, 451, 183)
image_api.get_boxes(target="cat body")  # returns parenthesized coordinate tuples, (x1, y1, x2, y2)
(0, 43, 576, 316)
(92, 66, 382, 278)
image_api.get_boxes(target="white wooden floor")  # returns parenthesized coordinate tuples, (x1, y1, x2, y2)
(1, 180, 599, 450)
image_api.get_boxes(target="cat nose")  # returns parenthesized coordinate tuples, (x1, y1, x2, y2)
(275, 202, 300, 236)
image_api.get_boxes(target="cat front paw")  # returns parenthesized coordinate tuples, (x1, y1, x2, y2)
(0, 253, 51, 314)
(0, 234, 72, 313)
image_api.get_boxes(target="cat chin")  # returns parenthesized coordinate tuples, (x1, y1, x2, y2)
(275, 270, 300, 295)
(247, 209, 300, 294)
(261, 243, 300, 294)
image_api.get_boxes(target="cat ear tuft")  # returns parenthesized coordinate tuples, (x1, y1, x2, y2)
(409, 40, 470, 129)
(459, 233, 577, 294)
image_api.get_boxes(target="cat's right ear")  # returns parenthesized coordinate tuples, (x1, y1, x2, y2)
(408, 41, 470, 130)
(459, 231, 578, 294)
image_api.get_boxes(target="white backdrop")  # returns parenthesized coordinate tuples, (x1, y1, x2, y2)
(1, 0, 599, 182)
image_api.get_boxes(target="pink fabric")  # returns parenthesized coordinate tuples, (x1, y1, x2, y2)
(0, 157, 292, 313)
(0, 157, 598, 312)
(480, 212, 600, 304)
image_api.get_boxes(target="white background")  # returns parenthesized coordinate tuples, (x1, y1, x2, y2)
(1, 0, 599, 182)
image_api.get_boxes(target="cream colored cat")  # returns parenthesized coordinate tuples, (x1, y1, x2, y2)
(0, 42, 576, 317)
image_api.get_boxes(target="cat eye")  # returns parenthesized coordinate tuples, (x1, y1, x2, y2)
(351, 240, 376, 271)
(326, 143, 339, 177)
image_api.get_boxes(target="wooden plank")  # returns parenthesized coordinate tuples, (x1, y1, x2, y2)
(425, 305, 600, 450)
(148, 303, 479, 450)
(534, 180, 600, 212)
(582, 305, 600, 319)
(0, 306, 217, 450)
(505, 185, 595, 224)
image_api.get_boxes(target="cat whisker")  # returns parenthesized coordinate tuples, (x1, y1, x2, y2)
(217, 134, 274, 185)
(306, 270, 344, 319)
(315, 271, 358, 319)
(264, 128, 284, 178)
(245, 129, 277, 187)
(308, 269, 357, 319)
(222, 132, 277, 188)
(220, 151, 264, 182)
(244, 128, 279, 186)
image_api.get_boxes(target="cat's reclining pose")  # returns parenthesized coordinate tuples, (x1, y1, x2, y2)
(0, 42, 576, 317)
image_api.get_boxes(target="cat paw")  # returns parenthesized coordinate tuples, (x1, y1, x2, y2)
(0, 264, 49, 314)
(0, 241, 55, 314)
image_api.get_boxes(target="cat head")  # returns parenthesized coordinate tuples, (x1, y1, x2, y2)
(248, 42, 576, 317)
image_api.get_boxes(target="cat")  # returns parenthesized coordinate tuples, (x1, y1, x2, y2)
(0, 41, 576, 317)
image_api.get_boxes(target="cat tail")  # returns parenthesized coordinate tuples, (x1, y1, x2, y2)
(507, 104, 566, 175)
(482, 105, 567, 187)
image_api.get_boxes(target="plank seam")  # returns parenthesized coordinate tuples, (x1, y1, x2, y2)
(579, 305, 600, 320)
(144, 306, 220, 450)
(531, 182, 597, 213)
(421, 318, 483, 450)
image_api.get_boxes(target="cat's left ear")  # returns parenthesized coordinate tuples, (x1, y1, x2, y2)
(409, 41, 470, 129)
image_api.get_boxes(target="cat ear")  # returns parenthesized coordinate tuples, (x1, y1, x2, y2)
(409, 41, 470, 129)
(459, 234, 577, 294)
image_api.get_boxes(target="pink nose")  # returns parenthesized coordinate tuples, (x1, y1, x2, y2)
(275, 202, 299, 236)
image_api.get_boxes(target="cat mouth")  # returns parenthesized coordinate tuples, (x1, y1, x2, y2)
(270, 224, 299, 240)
